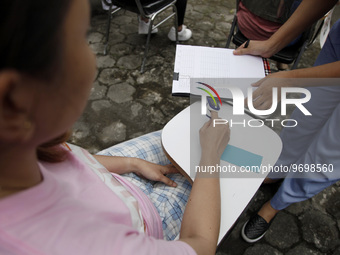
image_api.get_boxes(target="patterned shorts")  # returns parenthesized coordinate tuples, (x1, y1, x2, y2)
(97, 130, 192, 241)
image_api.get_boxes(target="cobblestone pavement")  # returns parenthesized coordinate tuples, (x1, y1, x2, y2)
(71, 0, 340, 254)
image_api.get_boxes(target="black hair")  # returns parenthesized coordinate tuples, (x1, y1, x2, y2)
(0, 0, 71, 79)
(0, 0, 73, 162)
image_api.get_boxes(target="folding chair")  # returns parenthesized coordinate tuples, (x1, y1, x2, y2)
(102, 0, 178, 73)
(226, 0, 320, 70)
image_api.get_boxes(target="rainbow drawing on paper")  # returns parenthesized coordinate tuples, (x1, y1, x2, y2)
(196, 82, 222, 108)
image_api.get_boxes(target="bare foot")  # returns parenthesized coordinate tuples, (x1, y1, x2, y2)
(258, 201, 279, 223)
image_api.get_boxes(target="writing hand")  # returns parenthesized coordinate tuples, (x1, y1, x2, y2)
(233, 40, 276, 58)
(200, 111, 230, 161)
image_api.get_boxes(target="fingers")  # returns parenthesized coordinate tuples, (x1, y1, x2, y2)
(157, 165, 178, 187)
(251, 77, 266, 87)
(210, 110, 219, 120)
(159, 175, 177, 187)
(163, 164, 179, 174)
(232, 40, 274, 58)
(233, 47, 250, 56)
(200, 117, 212, 132)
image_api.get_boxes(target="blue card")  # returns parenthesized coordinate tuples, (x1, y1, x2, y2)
(220, 144, 263, 171)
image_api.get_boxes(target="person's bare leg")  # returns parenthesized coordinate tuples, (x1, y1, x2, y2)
(258, 200, 279, 223)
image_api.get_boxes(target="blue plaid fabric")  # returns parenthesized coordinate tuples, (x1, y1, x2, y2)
(97, 130, 192, 241)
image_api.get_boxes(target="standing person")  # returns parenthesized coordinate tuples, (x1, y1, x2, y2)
(102, 0, 192, 41)
(0, 0, 228, 254)
(233, 0, 340, 242)
(236, 0, 302, 70)
(233, 0, 338, 59)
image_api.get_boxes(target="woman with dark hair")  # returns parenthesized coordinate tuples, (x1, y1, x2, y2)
(0, 0, 229, 254)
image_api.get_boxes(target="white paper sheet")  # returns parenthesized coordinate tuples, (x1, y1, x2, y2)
(172, 45, 265, 96)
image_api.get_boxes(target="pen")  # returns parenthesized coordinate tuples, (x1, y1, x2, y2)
(244, 39, 250, 48)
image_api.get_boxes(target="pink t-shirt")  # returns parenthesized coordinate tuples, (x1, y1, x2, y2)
(237, 1, 281, 41)
(0, 149, 196, 255)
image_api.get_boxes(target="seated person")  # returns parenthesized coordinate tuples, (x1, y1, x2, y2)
(102, 0, 192, 41)
(0, 0, 228, 254)
(236, 0, 302, 69)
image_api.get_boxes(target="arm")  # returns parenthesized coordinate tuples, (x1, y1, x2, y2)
(93, 155, 178, 187)
(179, 111, 230, 255)
(234, 0, 338, 57)
(248, 61, 340, 110)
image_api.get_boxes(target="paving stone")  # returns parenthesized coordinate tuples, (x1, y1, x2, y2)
(223, 14, 235, 22)
(196, 20, 215, 30)
(125, 33, 148, 46)
(71, 120, 90, 144)
(332, 246, 340, 255)
(117, 55, 142, 69)
(98, 68, 127, 85)
(243, 244, 282, 255)
(109, 43, 134, 57)
(136, 68, 163, 85)
(310, 183, 339, 215)
(300, 209, 340, 252)
(150, 107, 166, 125)
(96, 55, 116, 68)
(91, 100, 111, 114)
(193, 4, 216, 14)
(112, 14, 135, 26)
(98, 121, 126, 145)
(129, 131, 146, 139)
(107, 82, 136, 103)
(108, 32, 125, 45)
(89, 81, 107, 101)
(284, 199, 311, 216)
(323, 184, 340, 219)
(87, 31, 103, 43)
(89, 42, 106, 55)
(216, 21, 232, 33)
(285, 243, 323, 255)
(130, 102, 143, 118)
(208, 30, 228, 42)
(119, 24, 138, 35)
(265, 212, 300, 249)
(138, 90, 163, 106)
(189, 10, 205, 21)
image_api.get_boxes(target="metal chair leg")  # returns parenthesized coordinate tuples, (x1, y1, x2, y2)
(291, 41, 308, 70)
(140, 16, 154, 73)
(104, 5, 112, 55)
(226, 16, 237, 48)
(140, 4, 178, 73)
(173, 4, 179, 44)
(104, 6, 121, 55)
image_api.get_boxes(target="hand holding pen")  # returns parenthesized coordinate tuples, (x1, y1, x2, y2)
(233, 39, 276, 58)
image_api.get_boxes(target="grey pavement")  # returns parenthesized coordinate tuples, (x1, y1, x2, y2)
(71, 0, 340, 254)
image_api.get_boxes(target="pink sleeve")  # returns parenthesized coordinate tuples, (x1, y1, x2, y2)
(104, 226, 197, 255)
